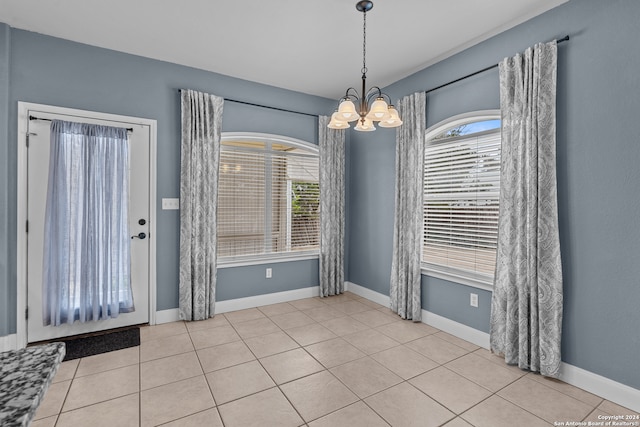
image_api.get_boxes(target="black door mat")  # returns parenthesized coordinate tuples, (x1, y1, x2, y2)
(32, 326, 141, 361)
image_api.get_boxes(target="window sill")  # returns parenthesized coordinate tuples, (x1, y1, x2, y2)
(421, 264, 494, 292)
(218, 251, 319, 269)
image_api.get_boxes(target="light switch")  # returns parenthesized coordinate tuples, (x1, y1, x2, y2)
(162, 198, 179, 210)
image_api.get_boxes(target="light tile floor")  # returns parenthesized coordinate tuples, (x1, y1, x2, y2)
(31, 292, 638, 427)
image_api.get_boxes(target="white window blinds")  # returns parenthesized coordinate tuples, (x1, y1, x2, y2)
(217, 139, 320, 262)
(423, 129, 501, 284)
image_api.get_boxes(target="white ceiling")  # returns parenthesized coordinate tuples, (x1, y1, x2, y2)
(0, 0, 568, 99)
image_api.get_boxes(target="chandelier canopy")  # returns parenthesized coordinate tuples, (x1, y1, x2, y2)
(328, 1, 402, 131)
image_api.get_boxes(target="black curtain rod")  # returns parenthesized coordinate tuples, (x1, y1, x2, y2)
(178, 89, 320, 119)
(424, 35, 570, 95)
(29, 115, 134, 132)
(226, 98, 320, 118)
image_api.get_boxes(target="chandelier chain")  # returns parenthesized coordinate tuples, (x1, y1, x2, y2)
(362, 9, 367, 75)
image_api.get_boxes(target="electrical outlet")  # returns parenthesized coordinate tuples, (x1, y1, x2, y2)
(162, 198, 179, 210)
(266, 268, 272, 279)
(470, 293, 479, 308)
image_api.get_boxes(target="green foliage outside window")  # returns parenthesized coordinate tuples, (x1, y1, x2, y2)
(291, 182, 319, 218)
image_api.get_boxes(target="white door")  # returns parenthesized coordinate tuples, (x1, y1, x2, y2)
(26, 112, 151, 343)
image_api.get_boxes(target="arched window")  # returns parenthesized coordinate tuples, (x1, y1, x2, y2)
(423, 111, 501, 288)
(217, 132, 319, 264)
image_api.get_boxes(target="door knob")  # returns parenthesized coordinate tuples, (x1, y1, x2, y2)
(131, 232, 146, 240)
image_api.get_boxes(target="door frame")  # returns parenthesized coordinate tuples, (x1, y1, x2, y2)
(16, 101, 158, 349)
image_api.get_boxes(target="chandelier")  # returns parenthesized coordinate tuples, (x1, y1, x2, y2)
(328, 1, 402, 131)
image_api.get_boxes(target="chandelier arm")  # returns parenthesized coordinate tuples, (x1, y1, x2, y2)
(344, 88, 361, 100)
(333, 89, 361, 112)
(365, 89, 393, 105)
(365, 86, 383, 100)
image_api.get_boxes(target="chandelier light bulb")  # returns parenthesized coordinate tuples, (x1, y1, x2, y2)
(337, 99, 359, 121)
(378, 105, 403, 128)
(354, 117, 376, 132)
(365, 97, 391, 121)
(328, 111, 351, 129)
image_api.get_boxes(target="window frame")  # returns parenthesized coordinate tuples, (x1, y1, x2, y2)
(217, 132, 320, 268)
(422, 110, 501, 291)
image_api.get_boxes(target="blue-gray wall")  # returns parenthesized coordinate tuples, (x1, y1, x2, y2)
(347, 0, 640, 389)
(0, 26, 335, 336)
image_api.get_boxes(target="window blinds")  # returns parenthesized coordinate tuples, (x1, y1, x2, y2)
(423, 130, 501, 282)
(217, 141, 320, 261)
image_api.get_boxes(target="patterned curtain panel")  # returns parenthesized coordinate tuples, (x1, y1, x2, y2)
(490, 41, 564, 378)
(390, 92, 426, 321)
(179, 89, 224, 321)
(43, 120, 133, 325)
(319, 116, 345, 297)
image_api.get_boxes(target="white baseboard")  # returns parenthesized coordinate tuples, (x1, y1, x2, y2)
(0, 334, 17, 352)
(215, 286, 320, 314)
(421, 309, 490, 349)
(559, 363, 640, 413)
(154, 286, 321, 324)
(346, 281, 390, 307)
(347, 281, 489, 349)
(155, 308, 180, 324)
(347, 280, 640, 413)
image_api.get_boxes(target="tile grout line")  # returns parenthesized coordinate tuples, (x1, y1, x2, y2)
(137, 344, 141, 427)
(241, 295, 369, 424)
(219, 308, 304, 423)
(493, 375, 601, 425)
(50, 357, 80, 423)
(273, 297, 402, 425)
(524, 371, 606, 408)
(236, 310, 314, 425)
(185, 319, 221, 425)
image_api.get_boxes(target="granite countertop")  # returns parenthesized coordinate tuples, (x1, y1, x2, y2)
(0, 342, 66, 427)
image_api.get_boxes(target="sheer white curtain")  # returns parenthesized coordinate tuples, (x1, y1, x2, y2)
(43, 120, 134, 326)
(490, 40, 564, 378)
(319, 116, 345, 297)
(390, 92, 426, 321)
(179, 89, 224, 321)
